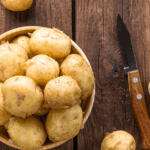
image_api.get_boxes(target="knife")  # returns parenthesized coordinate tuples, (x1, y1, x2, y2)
(117, 14, 150, 149)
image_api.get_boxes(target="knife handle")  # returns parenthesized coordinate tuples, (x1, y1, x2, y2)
(128, 70, 150, 149)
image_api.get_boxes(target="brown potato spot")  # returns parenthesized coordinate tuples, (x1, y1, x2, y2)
(14, 77, 19, 81)
(20, 113, 27, 118)
(74, 116, 78, 120)
(16, 93, 25, 106)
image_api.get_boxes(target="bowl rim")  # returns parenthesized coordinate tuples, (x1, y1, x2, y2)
(0, 26, 95, 150)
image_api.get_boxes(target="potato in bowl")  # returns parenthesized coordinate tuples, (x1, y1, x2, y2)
(25, 54, 60, 86)
(0, 26, 95, 150)
(0, 42, 28, 82)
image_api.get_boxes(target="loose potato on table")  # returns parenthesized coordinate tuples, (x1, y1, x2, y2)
(0, 82, 11, 125)
(30, 28, 71, 59)
(101, 130, 136, 150)
(60, 54, 95, 99)
(0, 43, 28, 82)
(44, 76, 82, 109)
(1, 0, 33, 11)
(7, 116, 47, 150)
(25, 54, 60, 86)
(12, 35, 33, 58)
(2, 76, 44, 118)
(45, 104, 83, 142)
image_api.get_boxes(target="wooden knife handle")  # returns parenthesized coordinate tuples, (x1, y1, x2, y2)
(128, 70, 150, 149)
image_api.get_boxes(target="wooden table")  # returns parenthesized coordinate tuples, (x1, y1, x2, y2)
(0, 0, 150, 150)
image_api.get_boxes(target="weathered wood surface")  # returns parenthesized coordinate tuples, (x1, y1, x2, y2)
(0, 0, 150, 150)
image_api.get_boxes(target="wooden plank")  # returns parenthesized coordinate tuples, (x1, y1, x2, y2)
(0, 0, 73, 150)
(76, 0, 138, 149)
(75, 0, 104, 149)
(101, 0, 125, 135)
(34, 0, 72, 36)
(123, 0, 150, 149)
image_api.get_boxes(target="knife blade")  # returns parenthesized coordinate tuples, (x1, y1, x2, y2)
(117, 14, 137, 74)
(117, 14, 150, 149)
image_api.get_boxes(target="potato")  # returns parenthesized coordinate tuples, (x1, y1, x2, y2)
(25, 54, 60, 86)
(1, 0, 33, 11)
(60, 54, 95, 99)
(101, 130, 136, 150)
(12, 35, 33, 58)
(2, 76, 44, 118)
(45, 104, 83, 142)
(0, 42, 28, 82)
(34, 102, 50, 116)
(44, 76, 82, 109)
(7, 116, 47, 150)
(148, 82, 150, 95)
(4, 121, 9, 130)
(30, 28, 71, 59)
(0, 83, 11, 125)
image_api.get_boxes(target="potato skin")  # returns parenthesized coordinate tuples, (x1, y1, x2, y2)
(12, 35, 33, 58)
(60, 54, 95, 99)
(45, 104, 83, 142)
(2, 76, 44, 118)
(7, 116, 47, 150)
(148, 82, 150, 95)
(30, 28, 71, 59)
(44, 76, 82, 109)
(0, 43, 28, 82)
(0, 82, 11, 125)
(101, 130, 136, 150)
(25, 55, 60, 86)
(1, 0, 33, 11)
(34, 102, 50, 116)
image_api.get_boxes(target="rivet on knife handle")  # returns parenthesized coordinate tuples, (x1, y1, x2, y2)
(128, 70, 150, 149)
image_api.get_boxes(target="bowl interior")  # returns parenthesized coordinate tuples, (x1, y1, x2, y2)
(0, 26, 95, 150)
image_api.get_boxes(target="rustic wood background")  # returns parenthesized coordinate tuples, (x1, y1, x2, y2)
(0, 0, 150, 150)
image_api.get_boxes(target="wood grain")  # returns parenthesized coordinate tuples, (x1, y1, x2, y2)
(0, 0, 150, 149)
(75, 1, 103, 150)
(128, 70, 150, 149)
(123, 0, 150, 149)
(76, 0, 140, 150)
(0, 0, 73, 150)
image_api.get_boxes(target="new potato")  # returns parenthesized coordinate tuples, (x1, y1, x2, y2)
(101, 130, 136, 150)
(12, 35, 33, 58)
(0, 82, 12, 125)
(25, 54, 60, 86)
(0, 43, 28, 82)
(1, 0, 33, 11)
(30, 28, 71, 59)
(2, 76, 44, 118)
(45, 104, 83, 142)
(60, 54, 95, 99)
(7, 116, 47, 150)
(44, 76, 82, 109)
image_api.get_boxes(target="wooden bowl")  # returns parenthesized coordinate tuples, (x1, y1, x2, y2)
(0, 26, 95, 150)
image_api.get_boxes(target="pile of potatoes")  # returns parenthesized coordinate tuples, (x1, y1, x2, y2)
(0, 27, 95, 150)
